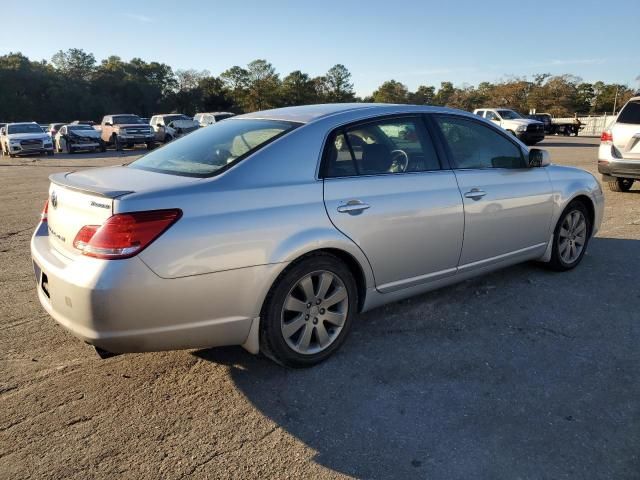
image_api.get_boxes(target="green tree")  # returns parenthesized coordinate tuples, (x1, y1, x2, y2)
(281, 70, 318, 106)
(321, 64, 355, 103)
(51, 48, 96, 81)
(372, 80, 409, 104)
(408, 85, 436, 105)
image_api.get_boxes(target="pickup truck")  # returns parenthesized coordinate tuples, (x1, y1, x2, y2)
(473, 108, 545, 145)
(100, 114, 155, 151)
(527, 113, 583, 136)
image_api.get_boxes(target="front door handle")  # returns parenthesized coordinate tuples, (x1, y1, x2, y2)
(337, 200, 370, 214)
(464, 188, 486, 200)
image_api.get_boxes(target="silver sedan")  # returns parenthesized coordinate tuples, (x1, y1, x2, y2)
(31, 104, 604, 367)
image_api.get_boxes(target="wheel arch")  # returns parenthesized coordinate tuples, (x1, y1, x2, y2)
(568, 194, 595, 236)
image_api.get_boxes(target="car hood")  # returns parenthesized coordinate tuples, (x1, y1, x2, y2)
(68, 130, 101, 138)
(7, 133, 50, 140)
(504, 118, 543, 126)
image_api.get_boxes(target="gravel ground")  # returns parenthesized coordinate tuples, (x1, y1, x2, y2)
(1, 137, 639, 479)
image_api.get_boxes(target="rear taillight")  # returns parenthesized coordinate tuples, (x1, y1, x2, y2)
(600, 130, 613, 144)
(73, 209, 181, 259)
(41, 200, 49, 222)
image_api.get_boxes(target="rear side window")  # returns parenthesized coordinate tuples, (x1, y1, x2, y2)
(324, 117, 440, 177)
(434, 115, 525, 169)
(617, 100, 640, 124)
(129, 119, 299, 177)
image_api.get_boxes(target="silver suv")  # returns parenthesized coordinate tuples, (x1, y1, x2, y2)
(598, 96, 640, 191)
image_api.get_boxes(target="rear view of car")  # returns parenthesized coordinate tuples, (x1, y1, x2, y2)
(598, 96, 640, 191)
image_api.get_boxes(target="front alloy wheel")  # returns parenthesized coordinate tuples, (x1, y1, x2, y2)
(547, 201, 591, 271)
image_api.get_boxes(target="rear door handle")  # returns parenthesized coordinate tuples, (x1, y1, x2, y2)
(337, 200, 370, 214)
(464, 188, 487, 200)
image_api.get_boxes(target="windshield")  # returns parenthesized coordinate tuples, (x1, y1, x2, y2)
(497, 110, 522, 120)
(112, 115, 143, 125)
(163, 114, 191, 124)
(8, 124, 44, 134)
(129, 119, 299, 177)
(69, 125, 95, 132)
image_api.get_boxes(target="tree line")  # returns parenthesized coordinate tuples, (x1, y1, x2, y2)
(0, 49, 636, 123)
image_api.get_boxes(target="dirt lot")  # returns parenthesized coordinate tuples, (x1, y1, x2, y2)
(1, 137, 639, 479)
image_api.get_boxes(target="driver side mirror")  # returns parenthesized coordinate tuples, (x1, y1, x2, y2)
(529, 148, 551, 167)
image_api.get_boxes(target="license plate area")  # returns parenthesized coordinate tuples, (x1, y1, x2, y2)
(33, 260, 50, 299)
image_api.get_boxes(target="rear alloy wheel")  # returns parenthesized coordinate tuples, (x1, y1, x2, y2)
(608, 178, 634, 192)
(260, 253, 357, 367)
(547, 201, 591, 271)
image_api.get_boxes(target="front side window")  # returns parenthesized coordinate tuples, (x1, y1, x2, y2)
(129, 118, 299, 177)
(434, 115, 525, 169)
(485, 111, 499, 121)
(324, 117, 440, 177)
(617, 100, 640, 124)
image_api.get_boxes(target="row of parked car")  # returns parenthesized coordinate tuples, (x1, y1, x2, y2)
(0, 111, 235, 157)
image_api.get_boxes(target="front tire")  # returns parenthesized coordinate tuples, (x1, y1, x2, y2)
(608, 178, 634, 192)
(260, 253, 358, 368)
(547, 201, 591, 271)
(113, 135, 122, 151)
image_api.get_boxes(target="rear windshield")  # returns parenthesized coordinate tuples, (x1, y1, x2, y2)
(129, 118, 300, 177)
(617, 101, 640, 124)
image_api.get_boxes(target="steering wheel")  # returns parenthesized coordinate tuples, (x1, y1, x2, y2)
(390, 149, 409, 173)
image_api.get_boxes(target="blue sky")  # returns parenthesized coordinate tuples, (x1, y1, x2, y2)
(1, 0, 638, 96)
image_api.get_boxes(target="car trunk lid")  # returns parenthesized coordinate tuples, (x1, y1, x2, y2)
(46, 166, 200, 257)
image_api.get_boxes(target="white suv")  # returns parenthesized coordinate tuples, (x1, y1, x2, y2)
(598, 96, 640, 192)
(0, 122, 55, 157)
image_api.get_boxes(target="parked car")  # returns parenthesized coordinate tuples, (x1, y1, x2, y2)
(474, 108, 545, 145)
(598, 95, 640, 192)
(150, 114, 200, 143)
(194, 112, 235, 127)
(1, 122, 54, 157)
(527, 113, 583, 136)
(48, 122, 65, 139)
(31, 104, 603, 367)
(100, 114, 155, 150)
(55, 124, 105, 153)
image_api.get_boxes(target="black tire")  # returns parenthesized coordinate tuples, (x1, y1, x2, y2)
(260, 252, 358, 368)
(146, 141, 155, 150)
(546, 200, 592, 271)
(608, 178, 634, 192)
(99, 141, 106, 153)
(66, 142, 73, 154)
(113, 135, 122, 151)
(47, 150, 54, 157)
(164, 134, 172, 143)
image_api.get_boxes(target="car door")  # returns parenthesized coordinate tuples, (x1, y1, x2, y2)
(432, 114, 554, 270)
(485, 110, 501, 127)
(322, 116, 464, 292)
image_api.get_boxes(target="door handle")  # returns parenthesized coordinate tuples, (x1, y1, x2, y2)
(337, 200, 370, 214)
(464, 188, 486, 200)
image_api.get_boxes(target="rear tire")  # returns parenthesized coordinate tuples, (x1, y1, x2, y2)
(608, 178, 634, 192)
(546, 201, 591, 271)
(260, 253, 358, 368)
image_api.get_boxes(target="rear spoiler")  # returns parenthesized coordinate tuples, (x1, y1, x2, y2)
(49, 172, 134, 199)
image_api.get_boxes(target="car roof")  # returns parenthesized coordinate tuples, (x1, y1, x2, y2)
(235, 103, 456, 124)
(7, 122, 38, 126)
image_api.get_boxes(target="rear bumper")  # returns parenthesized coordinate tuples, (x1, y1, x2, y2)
(598, 144, 640, 179)
(30, 222, 278, 354)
